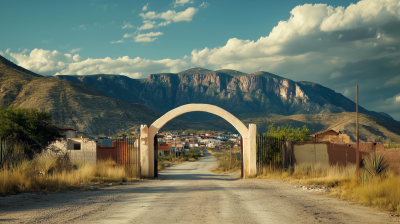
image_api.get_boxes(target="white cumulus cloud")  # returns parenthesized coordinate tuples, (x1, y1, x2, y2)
(384, 76, 400, 86)
(123, 33, 133, 38)
(142, 3, 149, 11)
(122, 22, 135, 29)
(199, 2, 209, 8)
(158, 21, 172, 27)
(79, 24, 86, 30)
(137, 20, 156, 31)
(8, 48, 81, 76)
(134, 32, 163, 42)
(174, 0, 193, 8)
(110, 39, 124, 44)
(7, 48, 189, 78)
(139, 7, 198, 22)
(320, 0, 400, 32)
(189, 0, 400, 78)
(70, 48, 81, 53)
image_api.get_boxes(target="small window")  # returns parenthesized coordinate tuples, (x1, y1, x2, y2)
(74, 144, 81, 150)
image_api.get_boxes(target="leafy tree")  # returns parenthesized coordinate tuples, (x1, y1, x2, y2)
(265, 124, 311, 143)
(0, 106, 62, 158)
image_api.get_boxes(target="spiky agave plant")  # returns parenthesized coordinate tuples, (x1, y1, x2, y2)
(364, 153, 389, 177)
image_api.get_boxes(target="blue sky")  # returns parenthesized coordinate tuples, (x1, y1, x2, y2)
(1, 0, 400, 120)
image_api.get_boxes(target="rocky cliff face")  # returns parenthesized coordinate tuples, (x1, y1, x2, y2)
(55, 68, 398, 124)
(135, 71, 312, 116)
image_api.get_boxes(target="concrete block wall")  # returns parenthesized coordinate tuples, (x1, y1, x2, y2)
(291, 142, 400, 174)
(68, 138, 97, 164)
(46, 138, 97, 164)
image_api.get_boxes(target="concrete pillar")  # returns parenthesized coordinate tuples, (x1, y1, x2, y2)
(248, 124, 257, 177)
(147, 130, 155, 177)
(140, 125, 149, 177)
(242, 137, 249, 178)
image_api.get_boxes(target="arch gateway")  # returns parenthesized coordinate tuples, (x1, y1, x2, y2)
(139, 104, 257, 178)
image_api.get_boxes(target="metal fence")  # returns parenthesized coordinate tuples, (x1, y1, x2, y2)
(114, 136, 140, 170)
(97, 136, 140, 173)
(256, 135, 284, 174)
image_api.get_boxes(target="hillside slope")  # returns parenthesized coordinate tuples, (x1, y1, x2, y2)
(0, 56, 160, 135)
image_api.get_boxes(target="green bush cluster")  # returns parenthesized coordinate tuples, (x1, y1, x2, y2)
(265, 123, 311, 142)
(0, 106, 62, 160)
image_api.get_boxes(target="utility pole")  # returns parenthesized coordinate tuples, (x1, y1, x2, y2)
(356, 85, 360, 184)
(175, 132, 177, 159)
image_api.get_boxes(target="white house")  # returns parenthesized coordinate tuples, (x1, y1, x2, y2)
(60, 128, 77, 138)
(47, 137, 97, 164)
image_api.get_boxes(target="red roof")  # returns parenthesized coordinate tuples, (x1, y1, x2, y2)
(158, 145, 171, 150)
(308, 129, 339, 137)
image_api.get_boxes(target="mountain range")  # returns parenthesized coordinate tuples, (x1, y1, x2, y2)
(55, 67, 398, 125)
(1, 55, 400, 142)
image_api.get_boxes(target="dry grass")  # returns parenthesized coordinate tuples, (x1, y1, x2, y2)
(256, 162, 400, 214)
(212, 149, 241, 174)
(384, 142, 400, 148)
(351, 176, 400, 214)
(0, 152, 140, 195)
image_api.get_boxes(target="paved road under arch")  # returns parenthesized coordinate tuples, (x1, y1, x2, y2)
(0, 150, 393, 223)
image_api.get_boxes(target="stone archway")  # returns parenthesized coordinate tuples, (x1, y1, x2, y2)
(140, 104, 256, 178)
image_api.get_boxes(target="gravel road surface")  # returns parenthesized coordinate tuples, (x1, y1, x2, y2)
(0, 150, 397, 223)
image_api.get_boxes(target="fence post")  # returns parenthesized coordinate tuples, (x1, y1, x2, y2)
(0, 137, 5, 165)
(282, 137, 286, 169)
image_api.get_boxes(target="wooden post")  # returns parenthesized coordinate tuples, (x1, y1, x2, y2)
(356, 85, 360, 184)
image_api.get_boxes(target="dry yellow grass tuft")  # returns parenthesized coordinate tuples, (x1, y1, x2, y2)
(0, 153, 140, 195)
(257, 162, 400, 214)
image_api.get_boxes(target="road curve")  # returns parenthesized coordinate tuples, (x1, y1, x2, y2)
(0, 150, 396, 223)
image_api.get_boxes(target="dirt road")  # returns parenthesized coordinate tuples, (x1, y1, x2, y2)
(0, 150, 397, 223)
